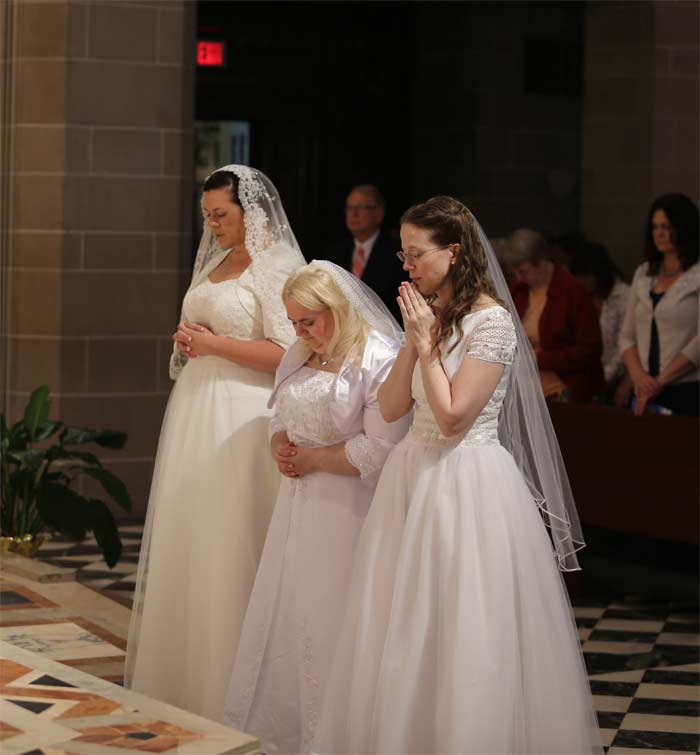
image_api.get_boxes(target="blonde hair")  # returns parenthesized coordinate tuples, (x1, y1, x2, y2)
(282, 266, 369, 363)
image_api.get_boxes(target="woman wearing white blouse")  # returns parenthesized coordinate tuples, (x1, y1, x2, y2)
(619, 193, 699, 416)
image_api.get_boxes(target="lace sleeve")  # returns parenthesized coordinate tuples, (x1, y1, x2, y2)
(463, 308, 516, 365)
(252, 244, 304, 349)
(269, 413, 287, 440)
(344, 408, 410, 480)
(169, 347, 188, 381)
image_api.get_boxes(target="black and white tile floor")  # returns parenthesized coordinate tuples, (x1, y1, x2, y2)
(39, 523, 143, 607)
(37, 525, 700, 753)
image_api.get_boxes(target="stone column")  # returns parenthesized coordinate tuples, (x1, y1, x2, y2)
(3, 0, 195, 515)
(582, 0, 699, 275)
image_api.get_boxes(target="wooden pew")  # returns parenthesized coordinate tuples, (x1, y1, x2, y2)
(548, 402, 699, 545)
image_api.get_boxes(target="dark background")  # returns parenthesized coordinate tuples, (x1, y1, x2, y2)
(196, 0, 585, 258)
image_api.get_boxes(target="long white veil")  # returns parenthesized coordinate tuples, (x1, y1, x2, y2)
(477, 222, 585, 571)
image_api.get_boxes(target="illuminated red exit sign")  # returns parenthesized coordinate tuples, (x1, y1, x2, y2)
(197, 41, 225, 67)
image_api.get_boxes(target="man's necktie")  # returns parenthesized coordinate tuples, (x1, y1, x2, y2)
(352, 244, 367, 278)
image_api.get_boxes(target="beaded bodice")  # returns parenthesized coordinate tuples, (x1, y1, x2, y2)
(274, 367, 347, 448)
(182, 273, 263, 340)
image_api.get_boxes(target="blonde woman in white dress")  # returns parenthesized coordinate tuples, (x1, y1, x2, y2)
(126, 166, 304, 720)
(223, 261, 411, 753)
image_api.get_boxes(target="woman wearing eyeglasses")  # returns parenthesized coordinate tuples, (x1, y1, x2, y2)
(314, 196, 601, 754)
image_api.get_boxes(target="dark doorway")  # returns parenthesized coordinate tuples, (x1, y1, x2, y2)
(196, 1, 416, 259)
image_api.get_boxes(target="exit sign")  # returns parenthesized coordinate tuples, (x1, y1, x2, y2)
(197, 41, 225, 67)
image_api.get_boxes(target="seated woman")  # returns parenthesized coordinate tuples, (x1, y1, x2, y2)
(570, 241, 631, 406)
(506, 229, 604, 402)
(223, 261, 411, 754)
(619, 193, 699, 416)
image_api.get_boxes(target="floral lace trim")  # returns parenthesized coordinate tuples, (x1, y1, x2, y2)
(250, 247, 301, 347)
(269, 415, 286, 440)
(405, 424, 500, 448)
(344, 435, 380, 479)
(169, 349, 188, 381)
(464, 309, 516, 365)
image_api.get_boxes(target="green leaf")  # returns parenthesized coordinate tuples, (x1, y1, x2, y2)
(8, 420, 29, 451)
(35, 420, 63, 441)
(6, 448, 45, 470)
(60, 427, 127, 449)
(44, 471, 70, 484)
(80, 467, 132, 511)
(82, 498, 122, 568)
(36, 482, 122, 567)
(23, 385, 51, 440)
(36, 483, 87, 541)
(46, 446, 101, 466)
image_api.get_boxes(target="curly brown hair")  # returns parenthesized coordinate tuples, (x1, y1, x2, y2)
(401, 196, 503, 354)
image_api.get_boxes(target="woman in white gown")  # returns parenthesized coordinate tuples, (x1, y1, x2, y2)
(125, 165, 304, 720)
(223, 262, 411, 753)
(314, 197, 602, 754)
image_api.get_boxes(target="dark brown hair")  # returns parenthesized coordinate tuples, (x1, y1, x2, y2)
(202, 170, 241, 205)
(644, 193, 699, 275)
(401, 196, 503, 354)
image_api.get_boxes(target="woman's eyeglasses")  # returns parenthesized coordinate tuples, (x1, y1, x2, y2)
(396, 244, 454, 263)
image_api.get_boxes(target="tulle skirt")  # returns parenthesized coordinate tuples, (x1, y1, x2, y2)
(314, 438, 602, 754)
(126, 356, 279, 721)
(224, 471, 374, 754)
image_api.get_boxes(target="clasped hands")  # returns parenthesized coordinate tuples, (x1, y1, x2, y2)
(631, 370, 663, 416)
(397, 282, 436, 354)
(173, 321, 218, 358)
(273, 441, 319, 478)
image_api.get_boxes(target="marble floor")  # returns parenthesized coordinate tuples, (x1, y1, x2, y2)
(0, 640, 258, 755)
(12, 526, 700, 753)
(0, 573, 259, 754)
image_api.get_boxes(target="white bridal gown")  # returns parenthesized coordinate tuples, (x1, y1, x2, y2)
(224, 331, 411, 754)
(314, 306, 602, 755)
(126, 245, 300, 720)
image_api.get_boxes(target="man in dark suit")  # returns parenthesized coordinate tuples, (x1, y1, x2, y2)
(325, 184, 405, 322)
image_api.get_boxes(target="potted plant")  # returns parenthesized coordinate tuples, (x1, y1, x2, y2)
(1, 385, 131, 567)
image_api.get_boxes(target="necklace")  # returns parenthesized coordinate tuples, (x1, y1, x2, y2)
(317, 353, 334, 367)
(659, 264, 681, 279)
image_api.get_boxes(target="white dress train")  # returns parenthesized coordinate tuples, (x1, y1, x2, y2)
(126, 245, 300, 720)
(314, 307, 602, 755)
(224, 331, 411, 754)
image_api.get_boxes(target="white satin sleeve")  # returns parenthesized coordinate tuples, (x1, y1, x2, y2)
(343, 341, 412, 482)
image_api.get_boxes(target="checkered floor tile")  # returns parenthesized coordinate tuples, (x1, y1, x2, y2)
(37, 522, 142, 607)
(34, 523, 700, 752)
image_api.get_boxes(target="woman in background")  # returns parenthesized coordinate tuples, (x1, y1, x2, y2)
(619, 193, 699, 416)
(507, 228, 603, 402)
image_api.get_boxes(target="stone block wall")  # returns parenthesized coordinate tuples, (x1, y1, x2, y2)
(582, 0, 699, 275)
(2, 0, 195, 516)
